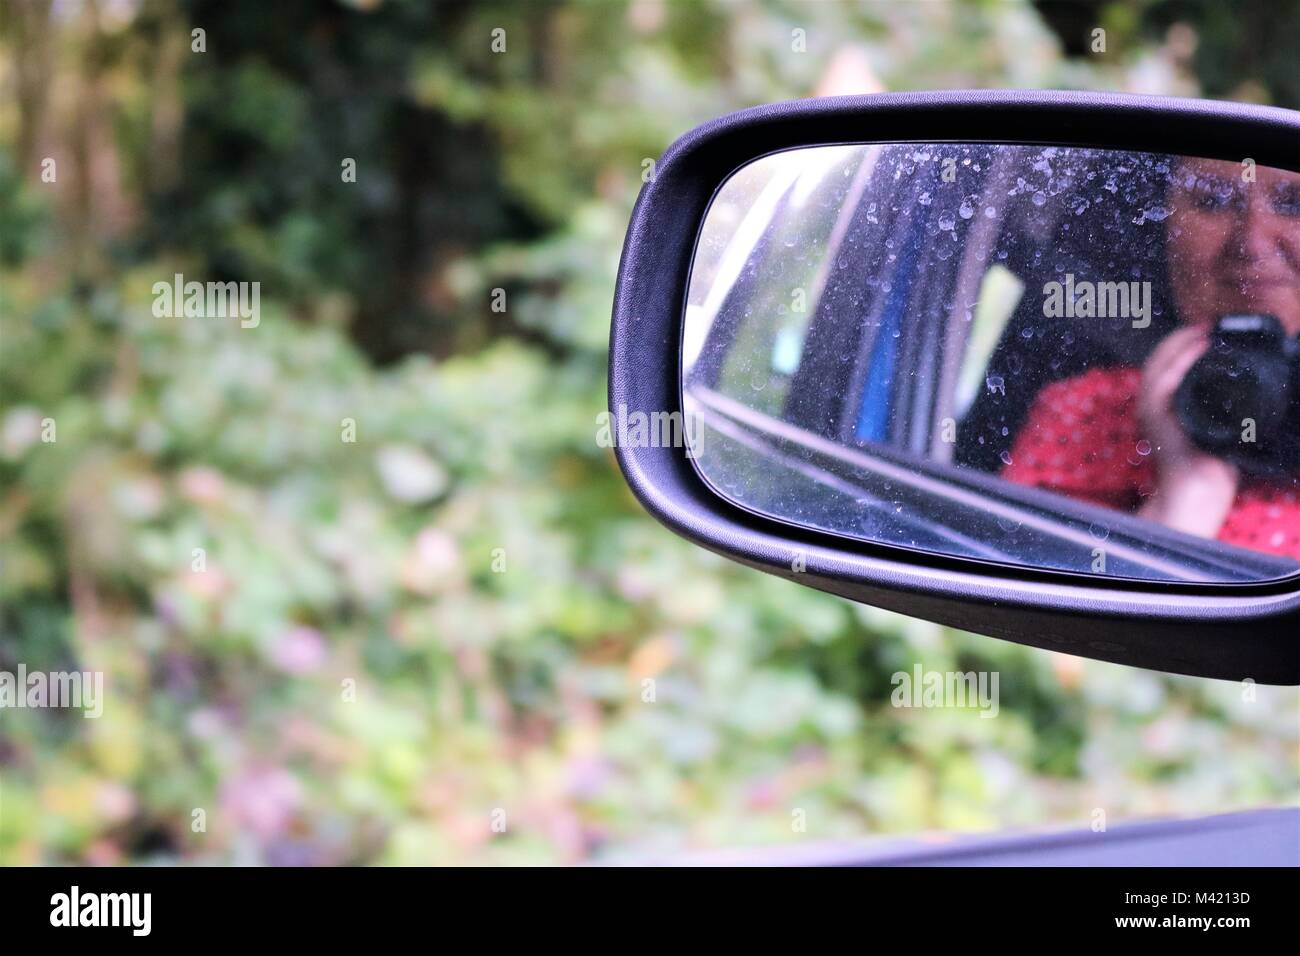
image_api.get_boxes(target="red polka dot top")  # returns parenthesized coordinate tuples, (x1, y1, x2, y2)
(1000, 366, 1300, 559)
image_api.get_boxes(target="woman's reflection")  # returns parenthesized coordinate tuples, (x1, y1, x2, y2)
(1002, 158, 1300, 557)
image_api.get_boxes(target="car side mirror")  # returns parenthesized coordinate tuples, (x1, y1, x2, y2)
(609, 90, 1300, 684)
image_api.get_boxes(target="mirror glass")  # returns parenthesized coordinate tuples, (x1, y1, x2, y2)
(683, 143, 1300, 583)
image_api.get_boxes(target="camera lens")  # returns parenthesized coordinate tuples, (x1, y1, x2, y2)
(1175, 315, 1294, 475)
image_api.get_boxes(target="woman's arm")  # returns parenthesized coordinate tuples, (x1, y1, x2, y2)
(1135, 325, 1240, 537)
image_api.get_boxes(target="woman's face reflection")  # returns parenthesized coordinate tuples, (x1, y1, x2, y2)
(1167, 157, 1300, 334)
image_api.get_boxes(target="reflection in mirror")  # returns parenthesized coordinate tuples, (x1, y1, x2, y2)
(683, 143, 1300, 583)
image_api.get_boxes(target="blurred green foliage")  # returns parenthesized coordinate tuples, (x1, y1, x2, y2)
(0, 0, 1296, 865)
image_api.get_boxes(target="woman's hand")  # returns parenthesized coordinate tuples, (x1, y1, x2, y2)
(1136, 325, 1239, 536)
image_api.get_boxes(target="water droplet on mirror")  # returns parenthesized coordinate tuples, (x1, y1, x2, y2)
(999, 450, 1013, 466)
(959, 202, 974, 219)
(1136, 439, 1152, 456)
(1134, 205, 1170, 224)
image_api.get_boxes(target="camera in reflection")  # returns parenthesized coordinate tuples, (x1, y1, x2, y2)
(1177, 314, 1300, 477)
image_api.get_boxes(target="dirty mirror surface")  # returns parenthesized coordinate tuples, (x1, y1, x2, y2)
(682, 143, 1300, 583)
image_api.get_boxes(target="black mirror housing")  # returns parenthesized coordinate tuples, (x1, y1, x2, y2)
(609, 90, 1300, 684)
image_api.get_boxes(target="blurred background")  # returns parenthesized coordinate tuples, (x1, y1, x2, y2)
(0, 0, 1297, 865)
